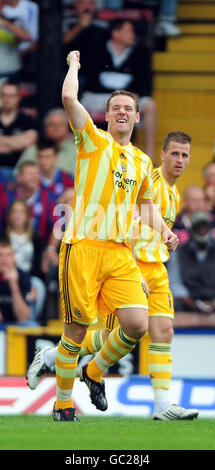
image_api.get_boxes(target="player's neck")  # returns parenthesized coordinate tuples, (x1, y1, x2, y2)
(161, 165, 177, 186)
(111, 130, 131, 146)
(108, 124, 132, 146)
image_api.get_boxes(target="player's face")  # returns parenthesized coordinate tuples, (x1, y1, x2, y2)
(106, 95, 139, 139)
(161, 140, 190, 180)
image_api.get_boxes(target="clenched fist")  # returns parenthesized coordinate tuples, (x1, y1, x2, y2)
(67, 50, 81, 69)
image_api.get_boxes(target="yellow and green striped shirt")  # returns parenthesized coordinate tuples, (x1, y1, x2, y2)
(135, 166, 180, 262)
(63, 115, 153, 245)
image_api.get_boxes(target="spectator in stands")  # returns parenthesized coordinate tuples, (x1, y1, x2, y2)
(202, 162, 215, 220)
(46, 185, 75, 256)
(58, 186, 75, 207)
(5, 199, 44, 280)
(0, 236, 38, 326)
(154, 0, 182, 37)
(204, 184, 215, 214)
(14, 139, 75, 313)
(36, 139, 74, 199)
(0, 80, 38, 179)
(0, 161, 57, 244)
(3, 200, 46, 323)
(16, 108, 77, 177)
(1, 0, 39, 81)
(0, 160, 64, 321)
(202, 161, 215, 187)
(173, 184, 206, 245)
(63, 0, 108, 87)
(168, 211, 215, 314)
(41, 110, 76, 176)
(37, 140, 74, 307)
(17, 161, 60, 244)
(34, 140, 74, 301)
(0, 0, 32, 81)
(80, 18, 156, 161)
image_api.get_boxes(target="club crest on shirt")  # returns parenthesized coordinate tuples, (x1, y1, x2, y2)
(121, 162, 127, 173)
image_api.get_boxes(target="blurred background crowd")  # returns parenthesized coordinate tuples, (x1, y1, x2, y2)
(1, 0, 215, 329)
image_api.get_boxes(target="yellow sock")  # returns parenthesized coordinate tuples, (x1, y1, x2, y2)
(79, 330, 104, 357)
(148, 343, 172, 390)
(55, 334, 81, 410)
(86, 326, 138, 382)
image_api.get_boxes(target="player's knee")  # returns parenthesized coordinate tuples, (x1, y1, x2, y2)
(133, 323, 148, 340)
(64, 322, 88, 344)
(124, 317, 148, 340)
(167, 325, 174, 343)
(117, 307, 148, 340)
(160, 324, 174, 343)
(151, 324, 173, 343)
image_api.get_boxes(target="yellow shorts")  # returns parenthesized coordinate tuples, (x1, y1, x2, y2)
(59, 240, 148, 326)
(104, 261, 174, 331)
(137, 260, 174, 319)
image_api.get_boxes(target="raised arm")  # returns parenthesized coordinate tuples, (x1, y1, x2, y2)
(62, 50, 88, 130)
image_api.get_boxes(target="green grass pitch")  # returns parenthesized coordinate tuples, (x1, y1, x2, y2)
(0, 416, 215, 450)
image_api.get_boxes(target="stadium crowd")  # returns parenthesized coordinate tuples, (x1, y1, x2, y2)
(0, 0, 215, 330)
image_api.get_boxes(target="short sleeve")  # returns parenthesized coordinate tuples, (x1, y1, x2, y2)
(69, 114, 107, 157)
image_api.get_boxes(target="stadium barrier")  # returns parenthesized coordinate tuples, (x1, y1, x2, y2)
(1, 325, 215, 378)
(0, 376, 214, 417)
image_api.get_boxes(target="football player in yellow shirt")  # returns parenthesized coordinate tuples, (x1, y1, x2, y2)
(134, 131, 198, 419)
(27, 50, 178, 422)
(28, 129, 199, 420)
(27, 128, 198, 420)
